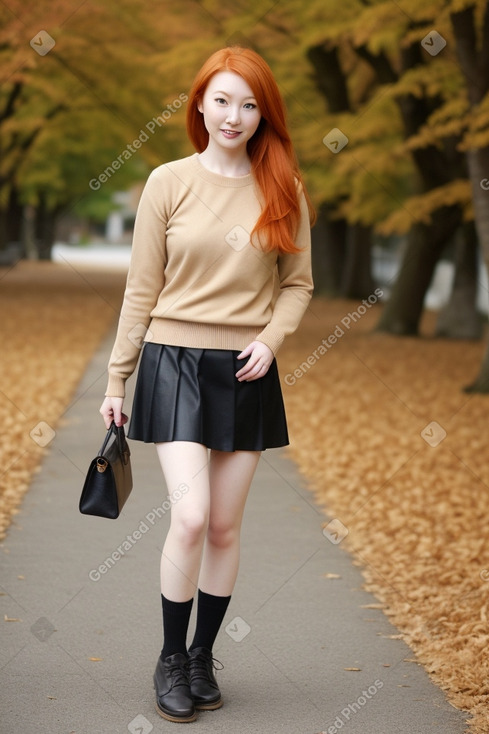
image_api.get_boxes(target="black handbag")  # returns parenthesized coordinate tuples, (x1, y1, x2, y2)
(79, 422, 133, 519)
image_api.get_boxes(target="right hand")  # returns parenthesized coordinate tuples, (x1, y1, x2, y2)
(99, 396, 128, 429)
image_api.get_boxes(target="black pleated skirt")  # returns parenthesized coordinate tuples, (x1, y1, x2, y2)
(127, 343, 289, 452)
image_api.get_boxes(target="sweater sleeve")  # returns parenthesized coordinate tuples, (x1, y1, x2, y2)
(255, 191, 314, 354)
(105, 169, 168, 397)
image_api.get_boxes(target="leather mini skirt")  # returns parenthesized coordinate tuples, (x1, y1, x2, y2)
(127, 343, 289, 452)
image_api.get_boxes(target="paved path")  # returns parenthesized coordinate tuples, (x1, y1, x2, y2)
(1, 328, 468, 734)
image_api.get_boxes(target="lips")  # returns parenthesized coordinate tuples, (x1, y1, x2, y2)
(221, 129, 241, 138)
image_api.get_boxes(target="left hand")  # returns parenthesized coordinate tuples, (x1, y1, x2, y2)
(235, 341, 274, 382)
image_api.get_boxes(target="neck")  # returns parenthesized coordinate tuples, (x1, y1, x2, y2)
(198, 143, 251, 177)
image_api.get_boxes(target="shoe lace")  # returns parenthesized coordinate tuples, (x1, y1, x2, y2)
(166, 659, 190, 688)
(189, 650, 224, 680)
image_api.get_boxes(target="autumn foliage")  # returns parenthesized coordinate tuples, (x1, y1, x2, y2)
(2, 4, 489, 730)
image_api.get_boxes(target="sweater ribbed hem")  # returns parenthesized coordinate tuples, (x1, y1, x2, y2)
(105, 319, 285, 398)
(146, 317, 260, 352)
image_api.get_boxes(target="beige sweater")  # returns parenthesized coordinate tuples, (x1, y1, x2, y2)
(106, 153, 313, 397)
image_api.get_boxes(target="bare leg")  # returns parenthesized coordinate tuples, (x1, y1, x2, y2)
(155, 441, 211, 602)
(197, 450, 261, 596)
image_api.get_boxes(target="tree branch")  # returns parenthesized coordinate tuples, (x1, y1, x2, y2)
(480, 1, 489, 85)
(306, 43, 350, 113)
(450, 5, 487, 104)
(355, 45, 398, 84)
(0, 81, 23, 123)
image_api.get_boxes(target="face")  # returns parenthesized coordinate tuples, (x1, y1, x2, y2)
(198, 71, 262, 153)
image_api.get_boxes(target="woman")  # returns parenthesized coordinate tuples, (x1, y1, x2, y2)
(100, 46, 314, 723)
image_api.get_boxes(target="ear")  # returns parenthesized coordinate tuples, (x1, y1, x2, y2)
(197, 98, 203, 114)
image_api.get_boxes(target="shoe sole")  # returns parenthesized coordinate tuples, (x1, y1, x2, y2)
(195, 698, 223, 711)
(154, 701, 197, 723)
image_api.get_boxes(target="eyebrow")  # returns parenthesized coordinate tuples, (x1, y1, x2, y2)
(212, 90, 257, 101)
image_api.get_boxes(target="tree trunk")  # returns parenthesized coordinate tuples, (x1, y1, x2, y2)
(340, 223, 375, 299)
(360, 39, 466, 334)
(311, 202, 347, 294)
(22, 205, 38, 260)
(466, 146, 489, 263)
(460, 146, 489, 391)
(465, 342, 489, 393)
(5, 189, 23, 246)
(435, 222, 483, 339)
(0, 189, 23, 261)
(306, 43, 374, 295)
(376, 206, 462, 334)
(35, 197, 59, 260)
(0, 207, 8, 251)
(306, 43, 349, 114)
(450, 5, 489, 391)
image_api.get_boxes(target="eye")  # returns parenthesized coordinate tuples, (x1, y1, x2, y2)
(215, 97, 228, 105)
(244, 103, 257, 110)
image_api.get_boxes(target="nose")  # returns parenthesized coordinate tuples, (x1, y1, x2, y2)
(225, 106, 241, 125)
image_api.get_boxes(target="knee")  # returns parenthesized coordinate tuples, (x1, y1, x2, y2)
(172, 511, 208, 547)
(207, 519, 239, 550)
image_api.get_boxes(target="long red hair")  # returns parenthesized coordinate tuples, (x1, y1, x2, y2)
(186, 47, 315, 254)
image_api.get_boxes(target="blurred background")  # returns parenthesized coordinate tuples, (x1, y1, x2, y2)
(2, 0, 489, 388)
(2, 2, 489, 729)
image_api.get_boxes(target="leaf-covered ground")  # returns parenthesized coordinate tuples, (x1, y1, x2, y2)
(1, 263, 488, 731)
(0, 261, 126, 540)
(280, 297, 489, 734)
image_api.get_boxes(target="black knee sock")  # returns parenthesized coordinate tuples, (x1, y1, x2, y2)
(160, 594, 194, 660)
(189, 589, 231, 652)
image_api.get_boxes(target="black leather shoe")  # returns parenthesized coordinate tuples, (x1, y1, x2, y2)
(153, 653, 197, 722)
(188, 647, 223, 710)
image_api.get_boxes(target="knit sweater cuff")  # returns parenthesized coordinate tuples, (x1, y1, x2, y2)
(255, 325, 284, 355)
(105, 375, 127, 398)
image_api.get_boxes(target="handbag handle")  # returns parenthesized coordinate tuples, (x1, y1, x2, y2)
(117, 424, 130, 466)
(100, 422, 130, 465)
(99, 421, 117, 454)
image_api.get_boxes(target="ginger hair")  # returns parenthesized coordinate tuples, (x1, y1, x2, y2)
(186, 46, 315, 254)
